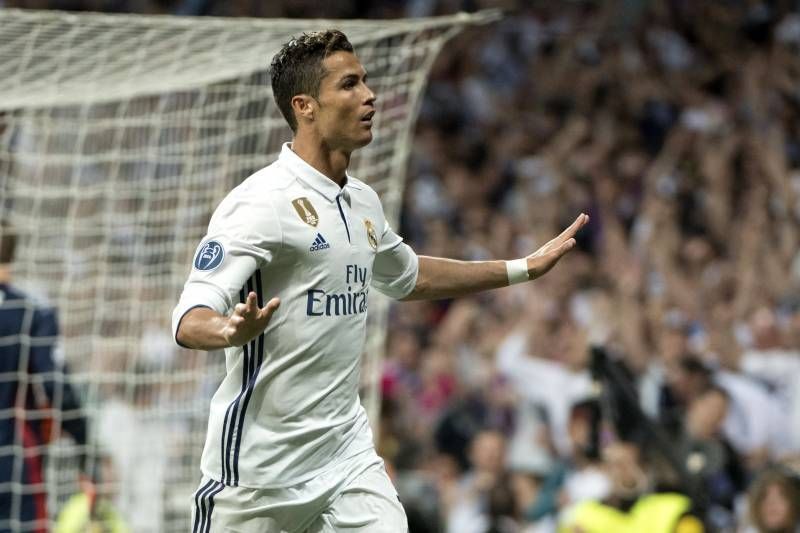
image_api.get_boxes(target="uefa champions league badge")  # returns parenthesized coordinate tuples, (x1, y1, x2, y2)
(194, 240, 225, 271)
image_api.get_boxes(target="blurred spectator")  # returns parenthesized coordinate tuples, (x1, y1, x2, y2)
(744, 467, 800, 533)
(560, 399, 610, 508)
(662, 355, 783, 472)
(445, 429, 507, 533)
(681, 385, 746, 527)
(558, 441, 705, 533)
(0, 226, 88, 533)
(54, 452, 129, 533)
(740, 306, 800, 458)
(96, 377, 169, 532)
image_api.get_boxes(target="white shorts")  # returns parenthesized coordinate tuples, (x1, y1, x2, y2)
(190, 451, 408, 533)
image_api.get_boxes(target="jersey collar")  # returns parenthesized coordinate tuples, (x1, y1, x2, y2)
(279, 143, 362, 202)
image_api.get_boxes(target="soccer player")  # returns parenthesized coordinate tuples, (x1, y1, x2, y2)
(173, 30, 588, 532)
(0, 228, 89, 533)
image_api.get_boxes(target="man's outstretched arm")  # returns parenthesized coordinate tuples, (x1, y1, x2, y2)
(402, 213, 588, 301)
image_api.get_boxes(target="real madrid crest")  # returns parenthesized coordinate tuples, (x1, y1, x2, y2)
(291, 197, 319, 227)
(364, 219, 378, 251)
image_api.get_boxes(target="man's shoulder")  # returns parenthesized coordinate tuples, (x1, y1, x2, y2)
(0, 283, 52, 308)
(0, 284, 57, 327)
(0, 283, 27, 303)
(219, 160, 297, 210)
(238, 159, 296, 194)
(347, 176, 382, 205)
(347, 175, 372, 191)
(208, 160, 301, 230)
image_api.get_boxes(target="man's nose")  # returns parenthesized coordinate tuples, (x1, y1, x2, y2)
(363, 84, 376, 105)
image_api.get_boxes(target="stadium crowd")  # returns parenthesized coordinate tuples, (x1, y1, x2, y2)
(379, 1, 800, 532)
(4, 0, 800, 531)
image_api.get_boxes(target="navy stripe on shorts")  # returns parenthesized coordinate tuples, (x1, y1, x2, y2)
(193, 478, 223, 533)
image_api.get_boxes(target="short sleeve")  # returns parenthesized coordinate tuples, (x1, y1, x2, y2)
(371, 220, 418, 300)
(172, 189, 282, 343)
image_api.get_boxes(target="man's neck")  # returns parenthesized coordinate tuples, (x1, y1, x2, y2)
(0, 265, 10, 284)
(290, 132, 350, 187)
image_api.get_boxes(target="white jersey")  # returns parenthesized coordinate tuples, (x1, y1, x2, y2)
(172, 143, 419, 489)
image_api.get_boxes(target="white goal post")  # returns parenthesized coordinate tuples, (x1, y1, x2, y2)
(0, 8, 498, 532)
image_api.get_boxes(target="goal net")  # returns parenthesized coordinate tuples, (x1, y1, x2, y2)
(0, 8, 496, 532)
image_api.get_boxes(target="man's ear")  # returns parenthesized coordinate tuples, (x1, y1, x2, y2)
(291, 95, 316, 124)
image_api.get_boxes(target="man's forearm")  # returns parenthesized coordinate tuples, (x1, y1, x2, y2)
(176, 307, 231, 350)
(402, 256, 511, 301)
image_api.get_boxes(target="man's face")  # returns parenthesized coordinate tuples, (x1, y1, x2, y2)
(312, 51, 375, 151)
(469, 431, 506, 474)
(686, 389, 728, 440)
(602, 442, 646, 497)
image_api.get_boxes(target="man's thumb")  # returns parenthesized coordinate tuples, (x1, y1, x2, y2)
(262, 297, 281, 318)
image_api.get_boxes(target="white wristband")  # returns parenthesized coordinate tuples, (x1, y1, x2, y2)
(506, 258, 530, 285)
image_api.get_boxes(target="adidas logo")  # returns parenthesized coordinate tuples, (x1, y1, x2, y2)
(309, 233, 330, 252)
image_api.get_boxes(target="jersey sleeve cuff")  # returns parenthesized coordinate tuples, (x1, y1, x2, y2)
(373, 245, 419, 300)
(395, 253, 419, 299)
(171, 282, 229, 346)
(172, 305, 212, 348)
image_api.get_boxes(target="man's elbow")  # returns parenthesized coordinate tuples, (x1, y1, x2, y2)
(400, 276, 427, 301)
(175, 324, 193, 349)
(173, 305, 226, 350)
(173, 306, 204, 349)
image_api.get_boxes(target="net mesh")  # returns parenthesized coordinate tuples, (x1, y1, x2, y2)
(0, 8, 496, 532)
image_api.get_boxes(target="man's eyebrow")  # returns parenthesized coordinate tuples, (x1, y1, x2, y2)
(338, 71, 368, 83)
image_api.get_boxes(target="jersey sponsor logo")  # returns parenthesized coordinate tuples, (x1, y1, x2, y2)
(309, 233, 330, 252)
(306, 287, 369, 316)
(291, 197, 319, 227)
(306, 264, 370, 317)
(364, 219, 378, 251)
(194, 240, 224, 271)
(306, 265, 369, 316)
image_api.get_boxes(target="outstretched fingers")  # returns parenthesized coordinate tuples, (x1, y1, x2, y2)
(535, 213, 588, 256)
(224, 294, 280, 347)
(245, 291, 259, 312)
(234, 292, 258, 317)
(556, 237, 576, 256)
(257, 297, 281, 323)
(241, 293, 280, 324)
(554, 213, 589, 246)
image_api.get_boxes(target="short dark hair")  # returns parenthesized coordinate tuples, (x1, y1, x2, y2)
(270, 30, 354, 132)
(679, 355, 711, 379)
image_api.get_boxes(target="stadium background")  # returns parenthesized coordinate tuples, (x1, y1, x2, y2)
(2, 0, 800, 532)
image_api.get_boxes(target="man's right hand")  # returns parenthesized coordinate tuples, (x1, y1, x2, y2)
(222, 292, 281, 347)
(176, 294, 280, 351)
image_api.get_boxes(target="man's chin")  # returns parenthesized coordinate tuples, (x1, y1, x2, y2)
(335, 131, 373, 153)
(355, 131, 373, 148)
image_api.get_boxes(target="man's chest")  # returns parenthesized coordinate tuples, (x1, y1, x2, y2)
(276, 191, 380, 281)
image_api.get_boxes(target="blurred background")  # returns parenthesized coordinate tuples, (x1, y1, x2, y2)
(2, 1, 800, 532)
